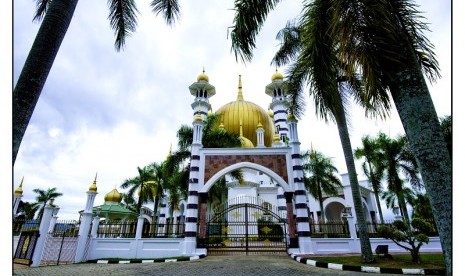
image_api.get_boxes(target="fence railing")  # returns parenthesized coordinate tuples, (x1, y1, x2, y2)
(50, 220, 79, 237)
(309, 219, 350, 238)
(141, 222, 185, 238)
(96, 220, 137, 238)
(13, 219, 40, 236)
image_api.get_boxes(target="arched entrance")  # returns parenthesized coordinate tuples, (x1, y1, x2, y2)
(203, 196, 288, 255)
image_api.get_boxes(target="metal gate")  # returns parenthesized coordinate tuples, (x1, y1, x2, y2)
(205, 202, 288, 255)
(40, 220, 79, 266)
(14, 230, 40, 265)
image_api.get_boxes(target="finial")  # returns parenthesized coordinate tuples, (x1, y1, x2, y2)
(167, 143, 172, 157)
(88, 173, 98, 192)
(237, 75, 244, 101)
(14, 177, 24, 195)
(239, 119, 244, 137)
(257, 116, 263, 129)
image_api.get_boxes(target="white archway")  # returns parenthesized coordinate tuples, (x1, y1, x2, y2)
(200, 161, 292, 193)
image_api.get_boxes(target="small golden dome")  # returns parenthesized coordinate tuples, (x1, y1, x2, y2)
(197, 69, 209, 82)
(273, 132, 281, 143)
(268, 108, 274, 118)
(194, 113, 203, 122)
(240, 136, 255, 148)
(88, 174, 98, 192)
(271, 70, 284, 81)
(14, 177, 24, 196)
(104, 188, 122, 203)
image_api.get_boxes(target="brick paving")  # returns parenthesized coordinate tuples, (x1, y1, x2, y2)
(13, 255, 402, 276)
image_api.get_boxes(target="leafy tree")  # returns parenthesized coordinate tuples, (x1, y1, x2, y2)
(302, 148, 342, 223)
(381, 186, 416, 218)
(378, 218, 434, 264)
(231, 1, 451, 272)
(13, 0, 181, 164)
(377, 134, 421, 223)
(33, 187, 63, 221)
(439, 115, 452, 158)
(120, 165, 158, 215)
(355, 135, 387, 223)
(16, 200, 40, 220)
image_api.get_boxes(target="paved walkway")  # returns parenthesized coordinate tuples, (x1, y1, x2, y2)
(13, 255, 403, 276)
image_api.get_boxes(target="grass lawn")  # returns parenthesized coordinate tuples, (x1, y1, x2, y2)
(306, 253, 445, 269)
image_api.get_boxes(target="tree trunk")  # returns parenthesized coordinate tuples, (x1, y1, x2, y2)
(334, 99, 374, 263)
(373, 190, 384, 224)
(13, 0, 79, 164)
(389, 66, 452, 275)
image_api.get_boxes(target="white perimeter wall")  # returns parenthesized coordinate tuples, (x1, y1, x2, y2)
(87, 238, 186, 260)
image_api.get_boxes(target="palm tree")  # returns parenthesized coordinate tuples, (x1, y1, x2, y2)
(13, 0, 181, 164)
(331, 2, 451, 272)
(16, 201, 40, 220)
(231, 1, 451, 272)
(439, 115, 452, 158)
(301, 149, 342, 223)
(231, 0, 392, 262)
(381, 186, 416, 219)
(376, 133, 421, 224)
(354, 135, 386, 223)
(33, 187, 63, 221)
(120, 165, 159, 215)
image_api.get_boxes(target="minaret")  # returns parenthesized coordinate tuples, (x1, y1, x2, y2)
(265, 70, 289, 145)
(256, 118, 265, 148)
(185, 70, 216, 253)
(13, 177, 24, 216)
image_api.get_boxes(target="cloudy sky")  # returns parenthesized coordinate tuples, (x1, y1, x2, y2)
(10, 1, 451, 221)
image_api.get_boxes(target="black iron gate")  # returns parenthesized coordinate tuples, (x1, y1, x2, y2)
(14, 230, 40, 265)
(205, 202, 288, 255)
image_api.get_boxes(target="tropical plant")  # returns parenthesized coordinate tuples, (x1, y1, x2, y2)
(378, 218, 434, 264)
(376, 133, 421, 223)
(301, 149, 342, 223)
(33, 187, 63, 221)
(16, 200, 40, 220)
(355, 135, 387, 223)
(120, 165, 159, 215)
(380, 186, 416, 218)
(230, 0, 395, 262)
(439, 115, 452, 158)
(120, 192, 137, 213)
(13, 0, 181, 164)
(231, 1, 451, 272)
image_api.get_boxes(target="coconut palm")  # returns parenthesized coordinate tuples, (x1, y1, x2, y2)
(13, 0, 181, 164)
(301, 149, 342, 223)
(33, 187, 63, 221)
(331, 2, 451, 272)
(16, 201, 40, 220)
(354, 135, 387, 223)
(376, 133, 421, 224)
(381, 186, 416, 218)
(231, 1, 451, 271)
(120, 165, 159, 215)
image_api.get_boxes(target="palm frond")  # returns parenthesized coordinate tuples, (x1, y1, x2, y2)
(108, 0, 139, 51)
(33, 0, 50, 22)
(150, 0, 181, 26)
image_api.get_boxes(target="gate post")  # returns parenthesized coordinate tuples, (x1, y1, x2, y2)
(91, 216, 100, 237)
(284, 192, 297, 248)
(135, 215, 145, 239)
(197, 193, 208, 247)
(74, 177, 98, 263)
(30, 204, 54, 267)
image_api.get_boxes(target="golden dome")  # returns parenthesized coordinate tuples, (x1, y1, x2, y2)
(14, 177, 24, 196)
(88, 173, 98, 192)
(215, 75, 274, 147)
(239, 136, 255, 148)
(104, 188, 122, 203)
(271, 70, 284, 81)
(197, 69, 209, 82)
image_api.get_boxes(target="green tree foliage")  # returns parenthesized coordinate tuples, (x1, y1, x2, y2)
(33, 187, 63, 221)
(378, 218, 434, 264)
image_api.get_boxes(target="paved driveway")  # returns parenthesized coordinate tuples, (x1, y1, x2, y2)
(13, 255, 402, 276)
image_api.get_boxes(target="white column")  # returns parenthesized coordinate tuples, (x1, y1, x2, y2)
(91, 216, 100, 237)
(74, 190, 97, 263)
(135, 215, 145, 239)
(30, 205, 54, 267)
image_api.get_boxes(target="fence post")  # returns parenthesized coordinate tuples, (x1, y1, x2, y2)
(346, 215, 357, 239)
(30, 204, 54, 267)
(91, 216, 100, 237)
(48, 212, 59, 233)
(74, 178, 98, 263)
(135, 215, 144, 239)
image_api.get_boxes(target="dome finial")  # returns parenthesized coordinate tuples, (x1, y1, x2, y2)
(237, 75, 244, 101)
(88, 173, 98, 192)
(239, 119, 244, 137)
(197, 68, 209, 82)
(271, 69, 283, 81)
(14, 177, 24, 195)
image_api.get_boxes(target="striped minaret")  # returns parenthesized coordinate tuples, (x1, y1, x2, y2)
(184, 70, 216, 254)
(288, 113, 313, 254)
(265, 70, 289, 145)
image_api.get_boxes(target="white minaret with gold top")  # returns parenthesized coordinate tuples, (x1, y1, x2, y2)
(266, 70, 289, 145)
(13, 177, 24, 216)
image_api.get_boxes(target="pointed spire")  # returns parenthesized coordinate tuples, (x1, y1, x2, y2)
(167, 143, 172, 158)
(237, 75, 244, 101)
(14, 177, 24, 195)
(88, 173, 98, 192)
